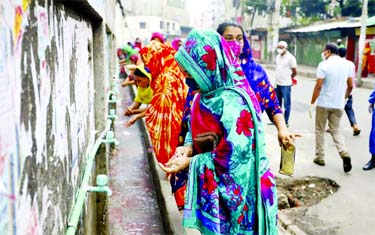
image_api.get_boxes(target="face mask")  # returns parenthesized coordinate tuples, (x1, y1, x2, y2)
(185, 78, 200, 91)
(227, 40, 242, 58)
(277, 48, 284, 54)
(321, 52, 326, 61)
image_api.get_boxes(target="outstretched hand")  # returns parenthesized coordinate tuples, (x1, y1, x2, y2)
(158, 146, 193, 174)
(124, 116, 138, 127)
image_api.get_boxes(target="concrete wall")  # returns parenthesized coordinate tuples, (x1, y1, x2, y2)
(0, 0, 119, 234)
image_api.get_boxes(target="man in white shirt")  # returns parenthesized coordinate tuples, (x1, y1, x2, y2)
(275, 41, 297, 127)
(310, 43, 353, 173)
(338, 47, 361, 136)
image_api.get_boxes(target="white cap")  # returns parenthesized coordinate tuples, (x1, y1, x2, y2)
(278, 41, 288, 48)
(337, 38, 342, 43)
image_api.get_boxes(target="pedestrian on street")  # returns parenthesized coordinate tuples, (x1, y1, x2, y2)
(217, 22, 298, 149)
(310, 43, 353, 173)
(338, 47, 361, 136)
(337, 38, 345, 48)
(160, 29, 278, 235)
(275, 41, 297, 127)
(362, 85, 375, 170)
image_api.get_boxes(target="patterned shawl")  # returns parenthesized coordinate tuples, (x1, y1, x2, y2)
(175, 29, 277, 235)
(139, 41, 188, 164)
(240, 35, 282, 120)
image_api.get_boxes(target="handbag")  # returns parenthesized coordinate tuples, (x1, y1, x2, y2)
(193, 131, 219, 153)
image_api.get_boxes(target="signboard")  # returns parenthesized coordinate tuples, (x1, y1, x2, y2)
(355, 27, 375, 36)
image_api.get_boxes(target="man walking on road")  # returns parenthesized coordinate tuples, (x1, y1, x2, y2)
(310, 43, 353, 173)
(275, 41, 297, 127)
(338, 47, 361, 136)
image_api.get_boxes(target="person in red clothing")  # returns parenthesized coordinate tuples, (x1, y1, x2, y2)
(134, 37, 142, 50)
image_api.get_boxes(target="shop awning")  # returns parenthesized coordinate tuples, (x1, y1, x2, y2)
(287, 16, 375, 33)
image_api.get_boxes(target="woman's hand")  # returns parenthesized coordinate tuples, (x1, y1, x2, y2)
(158, 146, 193, 173)
(278, 129, 301, 150)
(124, 107, 134, 116)
(124, 115, 139, 127)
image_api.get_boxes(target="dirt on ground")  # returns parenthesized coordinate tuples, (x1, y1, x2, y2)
(276, 176, 341, 235)
(276, 175, 340, 209)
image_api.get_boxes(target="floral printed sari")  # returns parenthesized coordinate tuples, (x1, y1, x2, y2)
(139, 41, 188, 164)
(175, 29, 278, 235)
(240, 34, 282, 120)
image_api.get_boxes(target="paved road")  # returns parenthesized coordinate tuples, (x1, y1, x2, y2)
(264, 68, 375, 235)
(108, 70, 375, 235)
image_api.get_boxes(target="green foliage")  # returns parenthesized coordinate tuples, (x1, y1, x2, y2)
(341, 0, 362, 17)
(243, 0, 269, 16)
(279, 0, 375, 26)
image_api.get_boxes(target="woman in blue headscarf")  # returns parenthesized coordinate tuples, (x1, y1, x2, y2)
(160, 29, 278, 235)
(217, 22, 297, 146)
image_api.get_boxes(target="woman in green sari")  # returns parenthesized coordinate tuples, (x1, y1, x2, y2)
(160, 29, 278, 234)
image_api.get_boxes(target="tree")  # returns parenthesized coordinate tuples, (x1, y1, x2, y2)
(279, 0, 332, 25)
(298, 0, 330, 18)
(340, 0, 375, 17)
(243, 0, 269, 29)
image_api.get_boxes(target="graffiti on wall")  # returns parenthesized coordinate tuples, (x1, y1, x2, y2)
(0, 0, 96, 234)
(0, 1, 19, 233)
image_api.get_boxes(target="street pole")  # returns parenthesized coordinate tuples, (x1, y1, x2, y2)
(266, 0, 274, 64)
(273, 0, 281, 58)
(356, 0, 368, 87)
(266, 0, 281, 64)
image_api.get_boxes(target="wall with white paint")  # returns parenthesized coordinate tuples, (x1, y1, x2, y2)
(0, 0, 117, 234)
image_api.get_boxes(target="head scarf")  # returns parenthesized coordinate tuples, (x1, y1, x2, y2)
(139, 41, 188, 164)
(171, 37, 182, 51)
(174, 29, 277, 234)
(129, 54, 139, 64)
(134, 37, 142, 50)
(150, 32, 165, 43)
(175, 29, 261, 114)
(119, 45, 138, 63)
(133, 64, 153, 104)
(239, 32, 282, 118)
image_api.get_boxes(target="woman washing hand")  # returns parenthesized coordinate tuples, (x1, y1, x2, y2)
(123, 64, 152, 127)
(158, 146, 193, 173)
(159, 29, 278, 235)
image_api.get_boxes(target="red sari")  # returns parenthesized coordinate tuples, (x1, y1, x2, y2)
(139, 41, 188, 164)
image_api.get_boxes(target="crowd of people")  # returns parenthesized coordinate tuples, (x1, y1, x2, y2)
(116, 23, 373, 234)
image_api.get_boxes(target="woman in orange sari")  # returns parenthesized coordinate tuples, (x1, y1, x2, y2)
(139, 41, 188, 164)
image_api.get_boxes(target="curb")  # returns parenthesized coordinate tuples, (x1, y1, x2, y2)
(278, 211, 308, 235)
(140, 118, 186, 235)
(129, 84, 185, 235)
(130, 84, 305, 235)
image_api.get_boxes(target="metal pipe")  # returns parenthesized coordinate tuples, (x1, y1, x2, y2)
(66, 120, 113, 235)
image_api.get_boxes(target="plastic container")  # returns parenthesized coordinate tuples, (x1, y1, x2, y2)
(279, 145, 296, 176)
